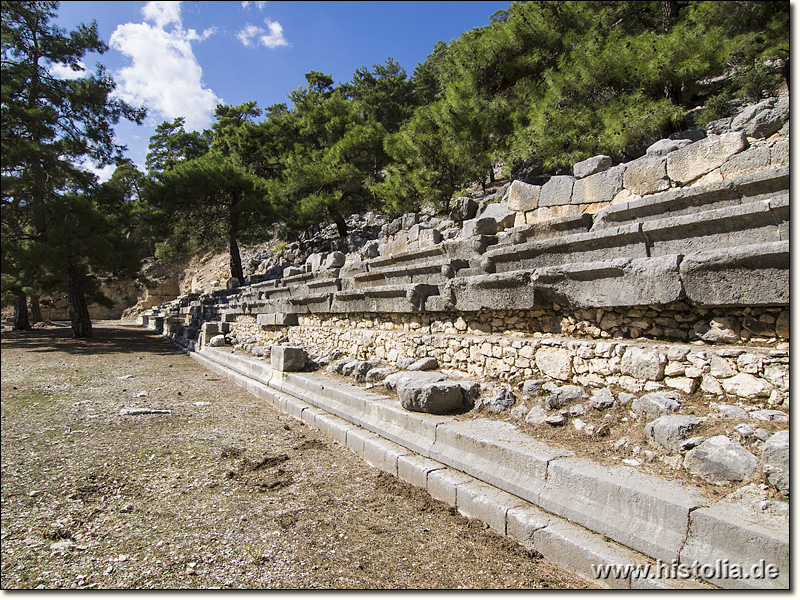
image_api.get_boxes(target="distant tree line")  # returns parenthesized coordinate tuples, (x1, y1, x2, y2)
(2, 1, 789, 336)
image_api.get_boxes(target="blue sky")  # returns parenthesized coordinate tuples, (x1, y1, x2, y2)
(54, 1, 511, 178)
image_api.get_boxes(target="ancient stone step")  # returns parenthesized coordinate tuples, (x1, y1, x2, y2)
(482, 223, 648, 275)
(642, 198, 787, 257)
(591, 166, 788, 230)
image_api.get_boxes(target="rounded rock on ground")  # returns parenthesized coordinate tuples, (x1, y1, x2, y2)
(683, 435, 760, 485)
(631, 391, 682, 421)
(407, 357, 439, 371)
(476, 387, 517, 414)
(589, 388, 616, 411)
(643, 415, 704, 452)
(544, 385, 586, 410)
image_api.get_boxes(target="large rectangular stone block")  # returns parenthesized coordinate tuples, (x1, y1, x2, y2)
(680, 498, 789, 589)
(642, 201, 781, 257)
(679, 241, 789, 307)
(533, 520, 635, 589)
(360, 433, 410, 476)
(666, 132, 748, 185)
(312, 412, 356, 446)
(455, 480, 528, 534)
(271, 345, 307, 372)
(426, 468, 475, 506)
(487, 223, 648, 273)
(448, 271, 534, 311)
(540, 175, 576, 207)
(397, 454, 445, 489)
(539, 458, 707, 563)
(429, 419, 573, 506)
(532, 255, 684, 308)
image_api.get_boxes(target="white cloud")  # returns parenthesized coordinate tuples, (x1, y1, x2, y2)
(109, 1, 222, 132)
(237, 18, 288, 49)
(241, 1, 267, 10)
(141, 1, 182, 29)
(48, 60, 87, 80)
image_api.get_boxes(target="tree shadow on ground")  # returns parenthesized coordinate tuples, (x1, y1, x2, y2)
(0, 322, 184, 357)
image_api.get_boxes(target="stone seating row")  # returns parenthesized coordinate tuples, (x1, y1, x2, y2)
(145, 165, 789, 325)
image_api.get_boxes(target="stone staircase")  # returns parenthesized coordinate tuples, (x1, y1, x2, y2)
(139, 118, 789, 589)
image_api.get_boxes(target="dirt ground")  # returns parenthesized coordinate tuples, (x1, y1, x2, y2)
(0, 322, 591, 590)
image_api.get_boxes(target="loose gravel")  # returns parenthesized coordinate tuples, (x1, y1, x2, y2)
(1, 322, 590, 589)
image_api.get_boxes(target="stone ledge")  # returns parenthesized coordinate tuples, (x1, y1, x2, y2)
(679, 241, 789, 307)
(154, 330, 787, 589)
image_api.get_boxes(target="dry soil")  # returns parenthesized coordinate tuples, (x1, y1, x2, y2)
(1, 321, 591, 590)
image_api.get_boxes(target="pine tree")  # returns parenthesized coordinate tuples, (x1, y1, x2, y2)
(2, 1, 145, 336)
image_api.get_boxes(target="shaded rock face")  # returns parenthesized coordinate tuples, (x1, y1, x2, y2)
(510, 157, 547, 185)
(683, 436, 760, 485)
(761, 431, 789, 496)
(476, 387, 517, 414)
(644, 415, 704, 452)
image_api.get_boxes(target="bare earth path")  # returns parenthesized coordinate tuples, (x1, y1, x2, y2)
(1, 322, 589, 589)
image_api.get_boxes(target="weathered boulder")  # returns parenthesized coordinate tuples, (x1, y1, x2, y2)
(462, 216, 498, 237)
(477, 387, 517, 413)
(645, 138, 692, 157)
(631, 391, 682, 421)
(544, 385, 586, 410)
(207, 334, 226, 348)
(522, 379, 546, 397)
(589, 388, 616, 411)
(352, 361, 376, 382)
(450, 197, 479, 222)
(394, 372, 465, 414)
(683, 435, 760, 485)
(525, 405, 548, 424)
(322, 251, 346, 270)
(364, 366, 397, 384)
(479, 201, 516, 230)
(507, 180, 541, 212)
(693, 317, 741, 344)
(644, 415, 704, 452)
(407, 357, 439, 371)
(761, 431, 789, 496)
(721, 373, 772, 399)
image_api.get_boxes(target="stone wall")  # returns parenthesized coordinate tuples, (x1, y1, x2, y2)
(142, 94, 790, 406)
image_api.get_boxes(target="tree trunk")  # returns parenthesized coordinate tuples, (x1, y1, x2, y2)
(65, 264, 92, 338)
(13, 294, 31, 331)
(661, 0, 681, 104)
(332, 213, 348, 239)
(228, 214, 244, 284)
(660, 0, 678, 32)
(30, 293, 43, 323)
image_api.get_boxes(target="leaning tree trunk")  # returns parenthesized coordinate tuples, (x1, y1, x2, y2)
(65, 263, 92, 338)
(228, 210, 244, 285)
(333, 213, 348, 239)
(13, 293, 31, 331)
(30, 293, 43, 324)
